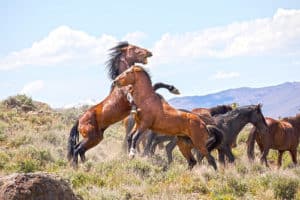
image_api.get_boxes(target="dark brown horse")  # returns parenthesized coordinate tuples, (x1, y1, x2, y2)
(113, 66, 223, 170)
(247, 114, 300, 167)
(192, 105, 233, 118)
(143, 105, 232, 163)
(67, 42, 154, 167)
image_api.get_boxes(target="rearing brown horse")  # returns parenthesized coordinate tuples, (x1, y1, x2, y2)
(113, 66, 223, 170)
(67, 42, 183, 168)
(247, 114, 300, 167)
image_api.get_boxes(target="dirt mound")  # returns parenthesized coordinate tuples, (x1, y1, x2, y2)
(0, 173, 82, 200)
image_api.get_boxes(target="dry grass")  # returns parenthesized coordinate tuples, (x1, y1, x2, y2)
(1, 95, 300, 199)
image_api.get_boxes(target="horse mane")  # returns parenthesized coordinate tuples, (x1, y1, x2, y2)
(210, 105, 233, 116)
(106, 41, 129, 80)
(216, 105, 256, 121)
(133, 66, 152, 85)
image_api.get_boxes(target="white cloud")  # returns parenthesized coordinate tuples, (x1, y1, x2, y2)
(0, 26, 118, 70)
(211, 71, 240, 80)
(1, 9, 300, 70)
(21, 80, 45, 95)
(152, 8, 300, 65)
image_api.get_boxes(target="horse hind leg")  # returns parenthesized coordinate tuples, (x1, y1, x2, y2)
(177, 137, 197, 170)
(73, 131, 103, 168)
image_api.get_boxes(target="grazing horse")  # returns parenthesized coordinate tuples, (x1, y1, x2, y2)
(123, 82, 180, 152)
(113, 66, 223, 170)
(247, 114, 300, 167)
(67, 42, 160, 167)
(143, 105, 232, 163)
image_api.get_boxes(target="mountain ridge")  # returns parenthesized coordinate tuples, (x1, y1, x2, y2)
(168, 82, 300, 118)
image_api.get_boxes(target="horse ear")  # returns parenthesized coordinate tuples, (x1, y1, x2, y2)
(258, 103, 263, 108)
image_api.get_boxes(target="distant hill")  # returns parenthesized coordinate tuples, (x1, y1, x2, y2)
(168, 82, 300, 118)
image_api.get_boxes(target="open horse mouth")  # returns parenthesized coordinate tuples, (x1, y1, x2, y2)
(143, 51, 153, 64)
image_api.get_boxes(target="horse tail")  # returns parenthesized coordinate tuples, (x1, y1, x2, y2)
(206, 125, 223, 152)
(67, 120, 79, 161)
(247, 126, 257, 161)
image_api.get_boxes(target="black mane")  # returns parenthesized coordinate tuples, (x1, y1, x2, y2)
(106, 41, 129, 80)
(210, 105, 232, 116)
(215, 105, 257, 121)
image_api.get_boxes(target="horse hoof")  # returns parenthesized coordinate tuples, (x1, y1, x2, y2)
(128, 148, 136, 159)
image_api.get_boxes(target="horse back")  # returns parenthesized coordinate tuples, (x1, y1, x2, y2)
(267, 118, 298, 149)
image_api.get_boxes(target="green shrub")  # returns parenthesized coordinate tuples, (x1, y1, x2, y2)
(0, 151, 10, 169)
(4, 94, 36, 111)
(8, 135, 32, 147)
(227, 176, 248, 197)
(17, 159, 40, 173)
(273, 176, 299, 200)
(0, 130, 6, 142)
(71, 172, 105, 189)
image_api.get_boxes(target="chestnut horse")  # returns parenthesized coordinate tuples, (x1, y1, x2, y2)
(113, 66, 223, 170)
(143, 105, 232, 163)
(247, 114, 300, 167)
(123, 82, 180, 152)
(67, 42, 168, 167)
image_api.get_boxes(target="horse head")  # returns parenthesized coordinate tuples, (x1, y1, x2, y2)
(251, 104, 269, 134)
(106, 41, 152, 80)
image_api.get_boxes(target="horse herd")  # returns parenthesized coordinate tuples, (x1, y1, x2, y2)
(67, 42, 300, 170)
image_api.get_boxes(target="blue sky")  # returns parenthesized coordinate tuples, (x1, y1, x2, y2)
(1, 1, 300, 107)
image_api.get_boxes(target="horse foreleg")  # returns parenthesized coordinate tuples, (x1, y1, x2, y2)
(218, 148, 225, 166)
(277, 150, 284, 168)
(143, 131, 155, 156)
(165, 137, 178, 164)
(129, 128, 146, 159)
(177, 137, 196, 170)
(260, 147, 270, 167)
(127, 123, 137, 153)
(224, 145, 235, 163)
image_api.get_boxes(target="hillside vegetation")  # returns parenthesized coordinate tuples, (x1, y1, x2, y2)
(1, 95, 300, 199)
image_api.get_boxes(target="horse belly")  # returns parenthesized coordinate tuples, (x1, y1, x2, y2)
(152, 117, 186, 136)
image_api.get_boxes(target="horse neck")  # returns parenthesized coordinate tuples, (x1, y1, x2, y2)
(118, 57, 134, 74)
(131, 74, 155, 105)
(225, 112, 252, 134)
